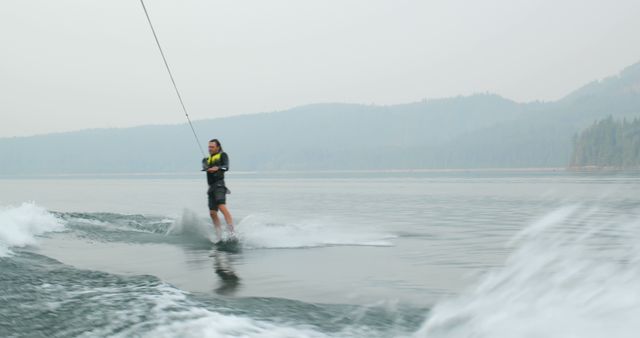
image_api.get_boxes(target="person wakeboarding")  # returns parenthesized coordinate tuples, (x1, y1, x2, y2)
(202, 139, 235, 241)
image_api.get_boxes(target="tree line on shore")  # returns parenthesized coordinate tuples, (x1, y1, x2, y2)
(571, 116, 640, 169)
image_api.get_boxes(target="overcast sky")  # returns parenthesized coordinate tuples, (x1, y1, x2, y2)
(1, 0, 639, 137)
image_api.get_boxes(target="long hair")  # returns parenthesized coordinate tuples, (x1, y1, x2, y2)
(209, 139, 223, 152)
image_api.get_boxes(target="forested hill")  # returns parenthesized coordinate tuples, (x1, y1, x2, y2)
(0, 94, 525, 173)
(571, 117, 640, 169)
(1, 61, 640, 174)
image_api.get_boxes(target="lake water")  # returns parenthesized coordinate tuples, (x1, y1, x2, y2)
(1, 171, 640, 337)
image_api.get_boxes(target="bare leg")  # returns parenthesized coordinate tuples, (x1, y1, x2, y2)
(218, 204, 235, 235)
(210, 210, 222, 241)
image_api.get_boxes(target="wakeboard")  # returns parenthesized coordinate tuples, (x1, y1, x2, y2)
(214, 237, 241, 253)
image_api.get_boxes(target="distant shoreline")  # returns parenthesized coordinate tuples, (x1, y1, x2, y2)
(0, 167, 571, 179)
(4, 167, 640, 180)
(568, 165, 640, 172)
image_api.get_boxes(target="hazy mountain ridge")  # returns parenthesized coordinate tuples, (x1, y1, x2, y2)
(562, 62, 640, 102)
(1, 62, 640, 174)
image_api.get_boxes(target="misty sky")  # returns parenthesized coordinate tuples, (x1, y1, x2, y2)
(1, 0, 639, 137)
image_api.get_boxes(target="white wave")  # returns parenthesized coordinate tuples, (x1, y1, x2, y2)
(0, 202, 65, 257)
(166, 208, 215, 241)
(63, 213, 174, 234)
(130, 309, 330, 338)
(79, 283, 341, 338)
(236, 213, 395, 249)
(416, 205, 640, 338)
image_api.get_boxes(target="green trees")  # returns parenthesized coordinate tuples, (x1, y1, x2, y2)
(571, 116, 640, 169)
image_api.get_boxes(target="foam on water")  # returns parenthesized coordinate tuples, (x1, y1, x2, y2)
(2, 251, 420, 337)
(236, 213, 395, 249)
(417, 205, 640, 338)
(61, 211, 174, 234)
(79, 283, 333, 338)
(166, 208, 215, 241)
(54, 209, 396, 249)
(0, 202, 65, 257)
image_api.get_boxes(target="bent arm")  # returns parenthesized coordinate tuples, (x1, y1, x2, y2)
(220, 153, 229, 172)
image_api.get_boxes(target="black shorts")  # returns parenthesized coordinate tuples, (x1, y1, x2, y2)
(208, 182, 229, 211)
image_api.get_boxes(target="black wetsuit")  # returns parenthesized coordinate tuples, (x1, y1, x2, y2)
(203, 152, 229, 211)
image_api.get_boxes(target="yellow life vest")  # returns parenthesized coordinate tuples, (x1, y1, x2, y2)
(207, 153, 222, 166)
